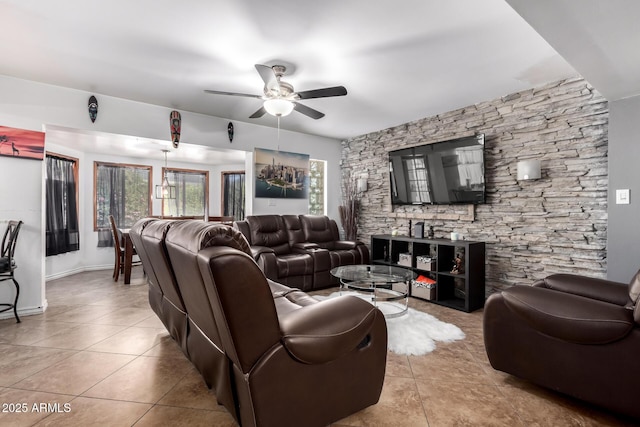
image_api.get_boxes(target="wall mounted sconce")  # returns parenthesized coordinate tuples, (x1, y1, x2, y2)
(155, 149, 176, 199)
(517, 159, 541, 181)
(356, 176, 368, 193)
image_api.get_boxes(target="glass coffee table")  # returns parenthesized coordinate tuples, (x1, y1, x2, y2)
(330, 265, 416, 318)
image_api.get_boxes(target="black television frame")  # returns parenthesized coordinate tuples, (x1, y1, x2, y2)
(388, 133, 485, 206)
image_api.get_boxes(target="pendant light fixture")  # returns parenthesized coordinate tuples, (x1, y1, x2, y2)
(155, 149, 176, 199)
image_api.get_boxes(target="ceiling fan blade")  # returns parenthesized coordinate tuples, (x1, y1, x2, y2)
(296, 86, 347, 100)
(249, 106, 267, 119)
(293, 102, 325, 120)
(255, 64, 280, 93)
(204, 89, 262, 99)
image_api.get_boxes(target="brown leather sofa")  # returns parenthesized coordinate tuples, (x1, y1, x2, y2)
(483, 271, 640, 419)
(130, 218, 387, 427)
(234, 214, 369, 290)
(129, 219, 188, 352)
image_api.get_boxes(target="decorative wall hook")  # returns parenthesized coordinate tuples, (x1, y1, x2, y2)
(170, 110, 181, 148)
(88, 95, 98, 123)
(228, 122, 234, 143)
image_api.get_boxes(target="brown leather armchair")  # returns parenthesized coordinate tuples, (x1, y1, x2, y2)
(483, 271, 640, 419)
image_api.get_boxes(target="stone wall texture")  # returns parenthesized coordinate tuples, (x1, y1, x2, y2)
(340, 77, 609, 294)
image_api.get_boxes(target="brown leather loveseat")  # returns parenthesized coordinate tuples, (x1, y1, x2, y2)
(234, 214, 369, 290)
(129, 218, 387, 427)
(483, 271, 640, 419)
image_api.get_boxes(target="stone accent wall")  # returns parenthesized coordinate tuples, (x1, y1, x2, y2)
(341, 77, 608, 293)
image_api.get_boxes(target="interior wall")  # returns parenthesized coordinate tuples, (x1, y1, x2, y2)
(342, 77, 609, 293)
(606, 95, 640, 283)
(0, 74, 341, 317)
(0, 155, 46, 317)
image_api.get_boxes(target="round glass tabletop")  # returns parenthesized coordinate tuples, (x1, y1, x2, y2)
(330, 264, 416, 283)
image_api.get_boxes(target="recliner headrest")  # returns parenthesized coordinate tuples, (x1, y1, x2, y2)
(165, 220, 251, 256)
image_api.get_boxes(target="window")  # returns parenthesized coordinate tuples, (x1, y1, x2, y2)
(221, 171, 245, 220)
(94, 162, 151, 237)
(403, 156, 431, 203)
(45, 153, 80, 256)
(308, 159, 326, 215)
(162, 167, 208, 217)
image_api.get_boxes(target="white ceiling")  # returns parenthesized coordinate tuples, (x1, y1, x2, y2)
(1, 0, 637, 154)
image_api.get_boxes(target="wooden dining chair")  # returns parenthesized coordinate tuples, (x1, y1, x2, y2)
(108, 215, 126, 281)
(109, 215, 143, 283)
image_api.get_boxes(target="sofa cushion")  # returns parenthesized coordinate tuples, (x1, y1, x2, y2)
(276, 253, 314, 277)
(247, 215, 290, 255)
(283, 214, 305, 247)
(300, 215, 336, 249)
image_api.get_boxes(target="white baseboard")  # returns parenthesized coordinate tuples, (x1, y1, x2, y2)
(45, 265, 111, 281)
(0, 300, 48, 321)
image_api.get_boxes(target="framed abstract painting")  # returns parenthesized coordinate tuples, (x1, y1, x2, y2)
(0, 125, 45, 161)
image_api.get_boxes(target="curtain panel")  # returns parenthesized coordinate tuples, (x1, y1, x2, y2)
(223, 172, 245, 221)
(45, 155, 80, 256)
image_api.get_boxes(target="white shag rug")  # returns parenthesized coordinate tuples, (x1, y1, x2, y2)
(319, 291, 465, 356)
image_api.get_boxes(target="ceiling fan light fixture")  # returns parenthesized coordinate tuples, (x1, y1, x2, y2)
(263, 98, 294, 117)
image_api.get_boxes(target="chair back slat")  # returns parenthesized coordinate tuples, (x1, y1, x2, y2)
(1, 220, 23, 262)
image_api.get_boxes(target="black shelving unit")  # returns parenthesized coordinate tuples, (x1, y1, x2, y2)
(370, 234, 485, 312)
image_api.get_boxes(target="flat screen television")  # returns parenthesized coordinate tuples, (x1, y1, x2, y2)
(389, 134, 485, 205)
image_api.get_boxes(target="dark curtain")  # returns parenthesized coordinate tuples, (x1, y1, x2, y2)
(223, 173, 245, 221)
(45, 156, 80, 256)
(96, 165, 126, 247)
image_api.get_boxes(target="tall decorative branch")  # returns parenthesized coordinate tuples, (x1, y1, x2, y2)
(339, 171, 360, 241)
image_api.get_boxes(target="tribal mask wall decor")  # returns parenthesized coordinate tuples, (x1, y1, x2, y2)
(170, 110, 181, 148)
(88, 95, 98, 123)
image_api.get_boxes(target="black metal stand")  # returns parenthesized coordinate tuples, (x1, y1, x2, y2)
(0, 276, 20, 323)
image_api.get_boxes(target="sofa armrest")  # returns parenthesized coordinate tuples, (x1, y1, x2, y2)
(250, 245, 275, 259)
(502, 285, 634, 344)
(291, 242, 320, 252)
(279, 295, 381, 364)
(251, 247, 278, 280)
(291, 244, 331, 272)
(533, 274, 631, 306)
(334, 240, 357, 250)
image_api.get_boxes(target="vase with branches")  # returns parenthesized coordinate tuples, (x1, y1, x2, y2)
(339, 171, 360, 241)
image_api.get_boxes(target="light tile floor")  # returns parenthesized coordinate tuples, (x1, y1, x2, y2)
(0, 269, 635, 426)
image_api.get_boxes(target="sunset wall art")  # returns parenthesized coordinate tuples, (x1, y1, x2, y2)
(0, 125, 45, 161)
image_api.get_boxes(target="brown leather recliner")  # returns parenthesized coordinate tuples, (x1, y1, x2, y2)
(130, 219, 388, 427)
(196, 229, 387, 427)
(237, 215, 319, 290)
(299, 214, 370, 267)
(483, 271, 640, 419)
(234, 214, 369, 290)
(129, 219, 189, 353)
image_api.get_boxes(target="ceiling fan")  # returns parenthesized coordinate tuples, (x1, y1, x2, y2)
(204, 64, 347, 120)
